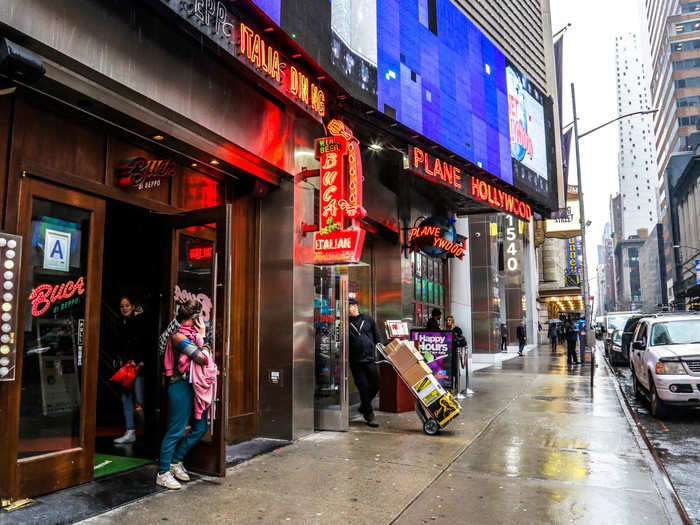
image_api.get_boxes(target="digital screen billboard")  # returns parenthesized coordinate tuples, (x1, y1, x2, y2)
(253, 0, 514, 184)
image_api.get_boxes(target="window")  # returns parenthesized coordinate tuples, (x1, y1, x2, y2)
(671, 38, 700, 52)
(681, 1, 700, 13)
(675, 77, 700, 89)
(672, 57, 700, 70)
(675, 20, 700, 34)
(677, 95, 700, 107)
(411, 252, 447, 328)
(678, 115, 700, 126)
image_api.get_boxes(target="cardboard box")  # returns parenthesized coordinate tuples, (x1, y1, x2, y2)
(412, 374, 445, 402)
(388, 342, 419, 373)
(401, 360, 433, 387)
(427, 391, 460, 426)
(384, 338, 401, 356)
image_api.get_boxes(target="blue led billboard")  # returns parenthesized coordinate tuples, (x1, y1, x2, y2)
(252, 0, 521, 185)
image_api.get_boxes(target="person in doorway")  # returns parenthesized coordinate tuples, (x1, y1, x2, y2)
(548, 323, 559, 353)
(426, 308, 442, 330)
(348, 298, 382, 428)
(564, 318, 579, 365)
(500, 323, 508, 352)
(156, 299, 210, 490)
(113, 296, 147, 444)
(447, 316, 468, 390)
(516, 320, 527, 356)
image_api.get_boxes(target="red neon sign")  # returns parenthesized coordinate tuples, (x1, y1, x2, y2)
(312, 120, 366, 264)
(470, 178, 532, 221)
(188, 244, 213, 262)
(29, 277, 85, 317)
(407, 226, 466, 260)
(239, 23, 326, 118)
(407, 146, 533, 221)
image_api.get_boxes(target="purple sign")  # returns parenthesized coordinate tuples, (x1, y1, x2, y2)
(411, 330, 454, 389)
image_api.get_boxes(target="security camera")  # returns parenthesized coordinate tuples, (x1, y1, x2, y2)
(0, 38, 46, 85)
(474, 232, 481, 238)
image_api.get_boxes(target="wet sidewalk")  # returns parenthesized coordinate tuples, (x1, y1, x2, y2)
(81, 345, 682, 525)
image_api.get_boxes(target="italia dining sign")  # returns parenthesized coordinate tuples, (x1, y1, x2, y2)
(407, 146, 533, 221)
(313, 120, 366, 264)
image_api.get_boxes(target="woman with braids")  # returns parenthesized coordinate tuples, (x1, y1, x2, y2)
(156, 299, 211, 489)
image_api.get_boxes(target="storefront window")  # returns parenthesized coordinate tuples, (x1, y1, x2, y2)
(18, 199, 90, 458)
(411, 252, 447, 328)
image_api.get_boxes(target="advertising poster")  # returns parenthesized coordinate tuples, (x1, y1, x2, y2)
(411, 330, 453, 389)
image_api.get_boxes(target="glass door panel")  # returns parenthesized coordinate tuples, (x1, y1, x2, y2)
(314, 266, 348, 431)
(18, 199, 90, 458)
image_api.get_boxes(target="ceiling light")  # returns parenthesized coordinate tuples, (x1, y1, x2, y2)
(191, 163, 198, 167)
(210, 159, 220, 165)
(153, 135, 165, 141)
(368, 143, 383, 151)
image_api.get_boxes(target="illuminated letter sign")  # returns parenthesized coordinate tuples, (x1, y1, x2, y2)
(566, 237, 579, 275)
(312, 120, 366, 264)
(117, 157, 176, 189)
(29, 277, 86, 317)
(407, 146, 533, 221)
(407, 217, 466, 260)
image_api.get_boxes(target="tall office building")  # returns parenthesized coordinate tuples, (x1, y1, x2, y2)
(645, 0, 700, 285)
(615, 32, 658, 238)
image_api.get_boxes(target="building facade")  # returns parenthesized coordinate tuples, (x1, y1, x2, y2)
(640, 223, 666, 310)
(615, 32, 658, 238)
(0, 0, 560, 501)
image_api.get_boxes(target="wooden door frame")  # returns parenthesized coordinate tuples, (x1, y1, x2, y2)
(2, 175, 105, 499)
(162, 205, 231, 477)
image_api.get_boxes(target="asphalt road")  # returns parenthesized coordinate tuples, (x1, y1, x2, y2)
(607, 349, 700, 524)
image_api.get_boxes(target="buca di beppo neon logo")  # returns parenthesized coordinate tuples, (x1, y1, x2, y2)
(29, 277, 85, 317)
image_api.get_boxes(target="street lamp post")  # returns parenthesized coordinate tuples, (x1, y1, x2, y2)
(570, 83, 658, 387)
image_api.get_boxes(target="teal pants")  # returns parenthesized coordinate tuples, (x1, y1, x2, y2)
(158, 380, 208, 472)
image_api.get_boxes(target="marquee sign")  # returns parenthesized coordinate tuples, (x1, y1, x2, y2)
(161, 1, 326, 120)
(566, 236, 580, 276)
(407, 146, 533, 221)
(312, 120, 366, 264)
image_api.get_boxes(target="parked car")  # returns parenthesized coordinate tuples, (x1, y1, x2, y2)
(629, 313, 700, 418)
(610, 329, 623, 356)
(604, 312, 636, 364)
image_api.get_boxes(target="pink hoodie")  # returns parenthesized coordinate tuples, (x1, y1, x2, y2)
(164, 324, 204, 377)
(190, 349, 218, 420)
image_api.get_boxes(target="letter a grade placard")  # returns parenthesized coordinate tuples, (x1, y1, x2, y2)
(313, 120, 366, 264)
(43, 229, 71, 272)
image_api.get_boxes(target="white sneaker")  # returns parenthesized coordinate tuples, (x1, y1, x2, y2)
(113, 429, 136, 444)
(170, 462, 190, 482)
(156, 471, 182, 490)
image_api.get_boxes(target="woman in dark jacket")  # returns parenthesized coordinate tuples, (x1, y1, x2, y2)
(113, 296, 148, 444)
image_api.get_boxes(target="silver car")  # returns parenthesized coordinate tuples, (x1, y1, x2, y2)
(629, 314, 700, 418)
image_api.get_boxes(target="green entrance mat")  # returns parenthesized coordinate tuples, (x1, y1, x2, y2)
(93, 453, 153, 478)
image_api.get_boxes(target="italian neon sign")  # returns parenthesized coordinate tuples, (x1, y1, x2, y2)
(407, 146, 533, 221)
(239, 23, 326, 118)
(312, 120, 366, 264)
(29, 277, 85, 317)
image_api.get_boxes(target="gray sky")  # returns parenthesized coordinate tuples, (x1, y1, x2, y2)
(550, 0, 648, 305)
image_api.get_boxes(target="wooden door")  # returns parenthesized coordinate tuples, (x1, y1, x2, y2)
(162, 205, 231, 476)
(8, 177, 105, 498)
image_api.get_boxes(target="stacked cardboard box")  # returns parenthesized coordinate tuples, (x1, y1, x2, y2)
(383, 339, 461, 427)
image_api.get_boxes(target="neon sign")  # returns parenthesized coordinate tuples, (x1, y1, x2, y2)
(407, 146, 533, 221)
(187, 243, 213, 263)
(29, 277, 85, 317)
(407, 226, 466, 260)
(312, 120, 366, 264)
(238, 23, 326, 118)
(567, 237, 579, 275)
(117, 158, 176, 189)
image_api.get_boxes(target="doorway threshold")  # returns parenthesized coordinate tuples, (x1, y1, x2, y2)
(1, 439, 291, 525)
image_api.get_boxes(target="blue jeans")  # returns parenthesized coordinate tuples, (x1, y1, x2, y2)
(120, 376, 145, 431)
(158, 380, 208, 472)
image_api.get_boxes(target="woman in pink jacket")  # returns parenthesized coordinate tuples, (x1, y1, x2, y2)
(156, 299, 212, 490)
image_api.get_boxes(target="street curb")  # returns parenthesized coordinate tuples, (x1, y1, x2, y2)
(602, 353, 692, 525)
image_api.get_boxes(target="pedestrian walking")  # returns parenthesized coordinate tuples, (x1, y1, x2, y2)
(156, 299, 211, 490)
(426, 308, 442, 330)
(348, 298, 382, 428)
(578, 320, 587, 363)
(564, 318, 579, 365)
(446, 316, 468, 388)
(548, 323, 559, 353)
(516, 320, 526, 356)
(112, 296, 147, 444)
(500, 322, 508, 352)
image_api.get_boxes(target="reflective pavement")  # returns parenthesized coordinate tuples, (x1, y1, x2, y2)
(82, 345, 681, 525)
(611, 352, 700, 523)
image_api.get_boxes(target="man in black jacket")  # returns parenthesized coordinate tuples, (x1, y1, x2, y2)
(564, 318, 579, 365)
(516, 320, 527, 356)
(348, 298, 381, 427)
(426, 308, 442, 330)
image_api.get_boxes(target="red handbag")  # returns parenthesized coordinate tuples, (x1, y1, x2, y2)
(110, 360, 142, 389)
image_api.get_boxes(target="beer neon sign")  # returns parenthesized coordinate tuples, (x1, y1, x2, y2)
(407, 146, 533, 221)
(312, 120, 366, 264)
(29, 277, 86, 317)
(239, 23, 326, 118)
